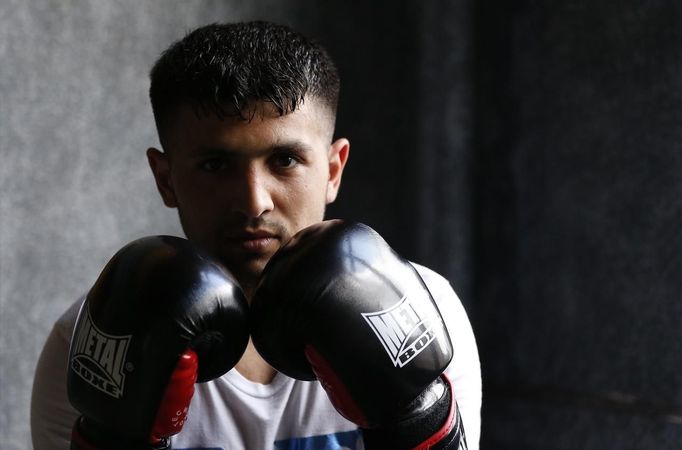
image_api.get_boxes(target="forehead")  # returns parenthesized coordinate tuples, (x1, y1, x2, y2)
(162, 98, 333, 153)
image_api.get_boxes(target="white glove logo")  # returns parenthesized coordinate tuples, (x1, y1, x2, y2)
(69, 304, 132, 398)
(361, 292, 446, 368)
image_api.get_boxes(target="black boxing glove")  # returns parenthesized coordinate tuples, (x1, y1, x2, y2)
(251, 221, 467, 449)
(67, 236, 249, 450)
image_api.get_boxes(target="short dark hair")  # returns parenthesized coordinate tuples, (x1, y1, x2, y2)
(149, 21, 340, 146)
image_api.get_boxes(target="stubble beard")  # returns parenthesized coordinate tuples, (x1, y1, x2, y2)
(175, 199, 328, 297)
(176, 210, 291, 298)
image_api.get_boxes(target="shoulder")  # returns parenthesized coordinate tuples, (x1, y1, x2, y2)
(411, 263, 457, 297)
(410, 263, 464, 314)
(53, 295, 86, 340)
(408, 262, 476, 356)
(409, 262, 471, 339)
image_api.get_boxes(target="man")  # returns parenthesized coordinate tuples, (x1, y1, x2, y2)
(31, 21, 481, 449)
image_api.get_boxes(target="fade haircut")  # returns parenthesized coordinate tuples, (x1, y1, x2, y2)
(149, 21, 340, 148)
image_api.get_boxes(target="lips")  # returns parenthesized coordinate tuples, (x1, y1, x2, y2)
(227, 230, 280, 253)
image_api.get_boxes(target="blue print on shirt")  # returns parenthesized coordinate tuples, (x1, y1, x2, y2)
(274, 429, 362, 450)
(176, 448, 223, 450)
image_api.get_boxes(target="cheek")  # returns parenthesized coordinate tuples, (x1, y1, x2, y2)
(273, 176, 322, 219)
(172, 176, 220, 220)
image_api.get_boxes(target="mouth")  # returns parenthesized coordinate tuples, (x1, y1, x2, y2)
(227, 230, 280, 253)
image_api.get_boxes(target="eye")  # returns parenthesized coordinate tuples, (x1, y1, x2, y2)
(198, 158, 226, 172)
(270, 153, 299, 170)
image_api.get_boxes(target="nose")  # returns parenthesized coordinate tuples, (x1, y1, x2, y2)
(230, 165, 275, 219)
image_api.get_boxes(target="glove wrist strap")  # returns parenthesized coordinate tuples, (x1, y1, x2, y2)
(361, 374, 467, 450)
(71, 417, 171, 450)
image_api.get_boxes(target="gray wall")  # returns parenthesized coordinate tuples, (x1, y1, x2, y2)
(0, 1, 301, 448)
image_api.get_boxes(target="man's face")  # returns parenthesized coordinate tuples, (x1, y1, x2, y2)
(147, 99, 349, 293)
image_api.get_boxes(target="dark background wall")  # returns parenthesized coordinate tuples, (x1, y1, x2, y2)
(474, 1, 682, 449)
(2, 1, 680, 448)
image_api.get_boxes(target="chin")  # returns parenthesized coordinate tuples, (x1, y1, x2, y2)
(220, 254, 271, 291)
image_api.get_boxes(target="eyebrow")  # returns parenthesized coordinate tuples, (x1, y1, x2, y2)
(191, 140, 315, 158)
(271, 140, 315, 154)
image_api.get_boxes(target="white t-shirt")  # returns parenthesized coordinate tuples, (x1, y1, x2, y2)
(31, 263, 481, 450)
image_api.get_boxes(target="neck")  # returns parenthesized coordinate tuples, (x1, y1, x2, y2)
(234, 287, 278, 384)
(235, 339, 277, 384)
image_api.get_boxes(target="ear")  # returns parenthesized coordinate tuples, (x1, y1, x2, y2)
(146, 147, 178, 208)
(326, 138, 350, 204)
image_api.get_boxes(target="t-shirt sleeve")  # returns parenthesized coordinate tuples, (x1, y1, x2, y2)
(412, 263, 482, 450)
(31, 299, 83, 450)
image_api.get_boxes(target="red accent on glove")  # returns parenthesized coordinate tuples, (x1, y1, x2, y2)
(304, 344, 369, 428)
(413, 374, 457, 450)
(70, 420, 102, 450)
(149, 349, 198, 443)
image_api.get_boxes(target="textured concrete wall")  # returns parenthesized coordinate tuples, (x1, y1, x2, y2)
(0, 1, 296, 447)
